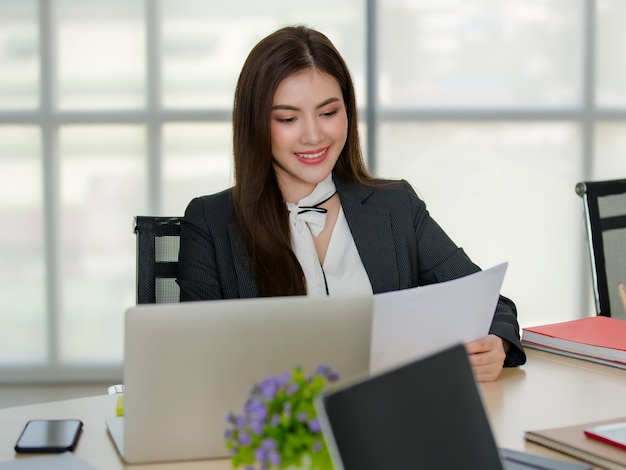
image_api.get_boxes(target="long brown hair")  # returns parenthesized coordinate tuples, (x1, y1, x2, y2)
(232, 25, 370, 297)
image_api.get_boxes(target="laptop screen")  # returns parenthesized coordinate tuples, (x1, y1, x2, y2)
(316, 343, 504, 470)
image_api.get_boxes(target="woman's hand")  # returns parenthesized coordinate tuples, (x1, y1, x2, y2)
(465, 334, 508, 382)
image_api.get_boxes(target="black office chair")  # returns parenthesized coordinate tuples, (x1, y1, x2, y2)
(134, 216, 182, 304)
(108, 216, 182, 395)
(576, 179, 626, 318)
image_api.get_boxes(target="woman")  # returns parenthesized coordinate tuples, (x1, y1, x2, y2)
(177, 25, 526, 381)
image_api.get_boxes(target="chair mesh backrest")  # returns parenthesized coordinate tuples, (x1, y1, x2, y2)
(134, 216, 182, 304)
(576, 179, 626, 318)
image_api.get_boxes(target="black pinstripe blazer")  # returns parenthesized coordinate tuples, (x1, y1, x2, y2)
(177, 175, 526, 367)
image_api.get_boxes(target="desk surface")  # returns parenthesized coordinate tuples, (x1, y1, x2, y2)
(2, 348, 626, 469)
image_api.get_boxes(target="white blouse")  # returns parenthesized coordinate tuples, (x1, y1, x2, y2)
(286, 176, 373, 297)
(321, 206, 373, 296)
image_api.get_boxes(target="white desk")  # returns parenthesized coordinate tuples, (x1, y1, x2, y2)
(482, 349, 626, 456)
(1, 348, 625, 469)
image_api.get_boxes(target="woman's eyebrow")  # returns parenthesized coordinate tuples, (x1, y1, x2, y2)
(271, 97, 341, 111)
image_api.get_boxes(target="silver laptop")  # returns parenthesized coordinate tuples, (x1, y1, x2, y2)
(106, 295, 372, 464)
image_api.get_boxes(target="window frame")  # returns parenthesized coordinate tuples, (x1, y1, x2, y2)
(1, 0, 625, 383)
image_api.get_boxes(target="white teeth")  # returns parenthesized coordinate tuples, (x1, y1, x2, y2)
(296, 149, 326, 159)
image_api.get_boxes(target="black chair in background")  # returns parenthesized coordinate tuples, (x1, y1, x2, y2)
(576, 179, 626, 318)
(108, 216, 182, 394)
(134, 216, 182, 304)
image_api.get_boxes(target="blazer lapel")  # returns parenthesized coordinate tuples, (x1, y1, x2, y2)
(226, 178, 400, 296)
(336, 178, 399, 293)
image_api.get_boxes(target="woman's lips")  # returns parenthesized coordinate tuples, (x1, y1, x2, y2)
(294, 147, 329, 164)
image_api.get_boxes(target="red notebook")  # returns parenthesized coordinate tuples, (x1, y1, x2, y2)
(521, 316, 626, 367)
(584, 422, 626, 451)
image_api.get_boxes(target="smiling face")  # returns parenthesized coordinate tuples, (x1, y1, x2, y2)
(270, 68, 348, 203)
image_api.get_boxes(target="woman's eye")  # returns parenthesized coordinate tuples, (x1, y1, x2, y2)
(276, 117, 295, 123)
(322, 109, 338, 118)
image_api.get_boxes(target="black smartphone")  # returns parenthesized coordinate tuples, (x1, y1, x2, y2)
(14, 419, 83, 453)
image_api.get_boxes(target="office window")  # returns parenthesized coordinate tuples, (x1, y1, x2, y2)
(162, 123, 232, 215)
(378, 122, 582, 323)
(378, 0, 580, 108)
(56, 1, 145, 110)
(597, 0, 626, 107)
(596, 124, 626, 178)
(1, 0, 626, 382)
(0, 0, 365, 381)
(58, 125, 145, 363)
(376, 0, 589, 325)
(0, 126, 46, 365)
(0, 1, 38, 110)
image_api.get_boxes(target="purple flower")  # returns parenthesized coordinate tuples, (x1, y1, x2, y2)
(238, 431, 251, 446)
(268, 450, 281, 466)
(259, 376, 279, 400)
(314, 364, 340, 382)
(252, 441, 280, 467)
(250, 419, 263, 436)
(276, 371, 290, 387)
(308, 418, 321, 433)
(312, 439, 323, 453)
(261, 438, 277, 451)
(287, 382, 299, 396)
(224, 366, 335, 468)
(245, 397, 268, 421)
(327, 371, 340, 382)
(254, 447, 268, 462)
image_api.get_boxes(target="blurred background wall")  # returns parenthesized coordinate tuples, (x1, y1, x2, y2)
(1, 0, 626, 384)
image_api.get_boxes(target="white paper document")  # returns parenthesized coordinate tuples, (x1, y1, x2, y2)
(370, 262, 508, 374)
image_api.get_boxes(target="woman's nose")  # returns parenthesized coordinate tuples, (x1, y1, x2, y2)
(301, 118, 323, 144)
